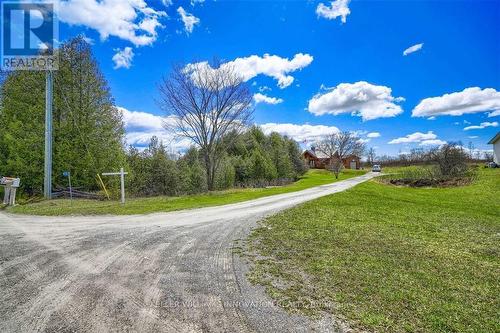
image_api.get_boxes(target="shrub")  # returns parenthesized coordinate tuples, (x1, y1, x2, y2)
(383, 144, 476, 188)
(429, 143, 469, 178)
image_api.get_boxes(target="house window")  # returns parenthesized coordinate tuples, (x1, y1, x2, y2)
(309, 160, 315, 167)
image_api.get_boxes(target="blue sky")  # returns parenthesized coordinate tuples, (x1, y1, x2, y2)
(55, 0, 500, 156)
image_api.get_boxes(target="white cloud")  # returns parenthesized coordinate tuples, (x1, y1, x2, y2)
(253, 93, 283, 105)
(112, 47, 134, 69)
(308, 81, 404, 121)
(316, 0, 350, 23)
(419, 139, 447, 146)
(463, 121, 499, 131)
(120, 106, 166, 131)
(139, 17, 163, 36)
(161, 0, 173, 7)
(118, 106, 192, 151)
(488, 110, 500, 117)
(412, 87, 500, 118)
(186, 53, 313, 89)
(259, 123, 339, 143)
(81, 34, 94, 45)
(388, 131, 437, 144)
(468, 136, 479, 139)
(366, 132, 380, 138)
(177, 7, 200, 34)
(59, 0, 166, 47)
(367, 132, 381, 138)
(403, 43, 423, 56)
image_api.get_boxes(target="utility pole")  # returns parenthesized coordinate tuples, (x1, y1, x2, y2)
(44, 71, 53, 199)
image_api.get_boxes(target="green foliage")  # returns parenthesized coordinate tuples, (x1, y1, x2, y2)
(0, 71, 45, 195)
(126, 139, 208, 197)
(0, 36, 125, 195)
(125, 127, 308, 196)
(177, 147, 207, 194)
(215, 155, 236, 190)
(250, 148, 277, 181)
(8, 169, 366, 215)
(226, 126, 307, 186)
(54, 38, 126, 190)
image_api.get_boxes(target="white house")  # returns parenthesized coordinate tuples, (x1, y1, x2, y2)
(488, 132, 500, 164)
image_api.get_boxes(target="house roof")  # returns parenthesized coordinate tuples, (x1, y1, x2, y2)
(303, 150, 332, 159)
(488, 132, 500, 144)
(303, 150, 317, 158)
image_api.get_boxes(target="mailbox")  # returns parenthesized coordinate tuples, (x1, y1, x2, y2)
(0, 177, 21, 206)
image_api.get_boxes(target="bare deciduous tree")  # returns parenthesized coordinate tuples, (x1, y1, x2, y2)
(429, 143, 468, 177)
(484, 151, 493, 161)
(326, 157, 344, 179)
(366, 147, 376, 166)
(316, 131, 365, 179)
(158, 60, 253, 190)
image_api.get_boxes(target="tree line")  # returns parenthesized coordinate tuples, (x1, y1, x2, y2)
(126, 128, 307, 197)
(0, 37, 307, 198)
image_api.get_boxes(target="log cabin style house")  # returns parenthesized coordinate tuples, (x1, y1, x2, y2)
(303, 149, 361, 170)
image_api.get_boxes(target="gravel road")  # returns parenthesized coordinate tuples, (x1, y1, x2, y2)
(0, 173, 376, 333)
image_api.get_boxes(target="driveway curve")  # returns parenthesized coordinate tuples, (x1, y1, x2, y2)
(0, 172, 376, 333)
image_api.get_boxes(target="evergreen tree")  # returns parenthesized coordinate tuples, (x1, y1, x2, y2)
(250, 148, 277, 181)
(181, 148, 207, 193)
(0, 71, 45, 195)
(54, 37, 125, 190)
(0, 36, 125, 195)
(268, 132, 294, 179)
(286, 137, 308, 177)
(147, 138, 178, 196)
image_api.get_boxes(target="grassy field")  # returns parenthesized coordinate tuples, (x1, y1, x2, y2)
(245, 168, 500, 332)
(5, 169, 365, 216)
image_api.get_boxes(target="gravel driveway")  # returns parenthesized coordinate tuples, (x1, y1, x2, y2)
(0, 173, 376, 333)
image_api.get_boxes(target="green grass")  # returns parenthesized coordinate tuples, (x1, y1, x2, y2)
(6, 169, 365, 216)
(245, 168, 500, 332)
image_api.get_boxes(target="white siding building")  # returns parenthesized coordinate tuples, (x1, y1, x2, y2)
(488, 132, 500, 164)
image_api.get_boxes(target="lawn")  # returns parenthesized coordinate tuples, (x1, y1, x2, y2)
(245, 168, 500, 332)
(5, 169, 365, 216)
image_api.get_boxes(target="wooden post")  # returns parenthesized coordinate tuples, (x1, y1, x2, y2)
(102, 169, 128, 204)
(120, 168, 125, 204)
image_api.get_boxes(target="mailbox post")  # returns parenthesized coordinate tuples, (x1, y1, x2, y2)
(63, 171, 73, 200)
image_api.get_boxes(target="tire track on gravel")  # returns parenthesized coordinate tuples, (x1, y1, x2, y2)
(0, 173, 376, 333)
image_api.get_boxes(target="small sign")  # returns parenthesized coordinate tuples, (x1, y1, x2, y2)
(63, 171, 70, 177)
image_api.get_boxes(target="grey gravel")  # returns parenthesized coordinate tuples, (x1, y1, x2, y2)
(0, 173, 376, 333)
